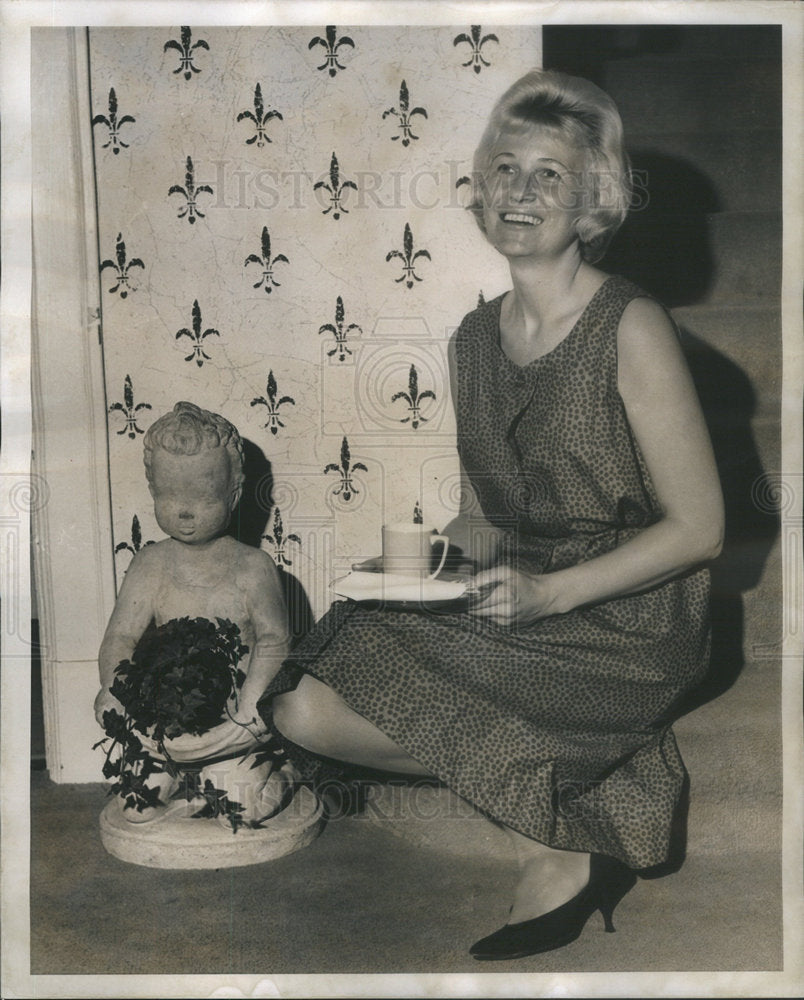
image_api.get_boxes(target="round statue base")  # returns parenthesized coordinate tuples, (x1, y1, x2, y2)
(100, 785, 324, 869)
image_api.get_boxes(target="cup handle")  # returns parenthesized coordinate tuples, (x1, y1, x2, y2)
(427, 534, 449, 578)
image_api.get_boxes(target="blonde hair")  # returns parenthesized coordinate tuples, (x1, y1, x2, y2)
(143, 401, 244, 496)
(469, 69, 632, 263)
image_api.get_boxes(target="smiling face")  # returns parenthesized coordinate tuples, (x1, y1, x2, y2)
(149, 445, 237, 545)
(480, 124, 589, 262)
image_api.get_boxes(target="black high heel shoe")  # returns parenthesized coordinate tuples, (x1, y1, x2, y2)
(469, 853, 637, 961)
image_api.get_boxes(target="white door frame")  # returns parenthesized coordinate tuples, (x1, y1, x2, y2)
(31, 27, 117, 782)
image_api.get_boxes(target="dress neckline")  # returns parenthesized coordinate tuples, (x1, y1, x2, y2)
(494, 275, 615, 370)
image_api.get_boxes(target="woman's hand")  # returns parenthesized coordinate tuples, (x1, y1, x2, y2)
(469, 566, 561, 626)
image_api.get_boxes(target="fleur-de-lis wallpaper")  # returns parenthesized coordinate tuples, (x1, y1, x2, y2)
(89, 25, 540, 616)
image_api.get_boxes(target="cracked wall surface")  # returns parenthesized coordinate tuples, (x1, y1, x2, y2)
(90, 25, 542, 618)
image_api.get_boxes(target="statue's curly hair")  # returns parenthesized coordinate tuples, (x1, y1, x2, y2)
(143, 401, 245, 495)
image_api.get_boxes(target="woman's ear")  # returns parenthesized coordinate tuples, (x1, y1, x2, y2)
(229, 485, 243, 511)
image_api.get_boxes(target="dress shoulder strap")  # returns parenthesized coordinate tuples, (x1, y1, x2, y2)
(584, 275, 671, 353)
(601, 274, 656, 313)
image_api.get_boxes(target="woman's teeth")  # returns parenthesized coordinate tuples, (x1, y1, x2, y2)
(501, 212, 542, 225)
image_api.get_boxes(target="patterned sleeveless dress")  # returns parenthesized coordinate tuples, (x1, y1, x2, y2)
(274, 275, 711, 870)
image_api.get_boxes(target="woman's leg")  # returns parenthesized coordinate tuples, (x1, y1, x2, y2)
(503, 827, 590, 923)
(276, 677, 590, 924)
(273, 674, 432, 776)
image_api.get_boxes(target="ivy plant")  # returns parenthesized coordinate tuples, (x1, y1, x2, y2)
(94, 616, 262, 831)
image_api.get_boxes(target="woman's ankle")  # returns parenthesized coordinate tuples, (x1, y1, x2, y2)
(508, 849, 590, 924)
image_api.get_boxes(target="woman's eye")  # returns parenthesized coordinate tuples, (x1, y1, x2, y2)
(538, 168, 560, 181)
(496, 163, 517, 175)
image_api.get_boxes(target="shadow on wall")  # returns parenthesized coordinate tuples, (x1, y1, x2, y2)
(679, 331, 779, 712)
(606, 151, 721, 309)
(603, 155, 779, 713)
(229, 438, 273, 549)
(228, 438, 314, 648)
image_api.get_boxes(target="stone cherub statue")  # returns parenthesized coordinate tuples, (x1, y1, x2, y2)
(94, 401, 291, 828)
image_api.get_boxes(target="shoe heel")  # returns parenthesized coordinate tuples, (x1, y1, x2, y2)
(599, 902, 617, 933)
(595, 862, 637, 934)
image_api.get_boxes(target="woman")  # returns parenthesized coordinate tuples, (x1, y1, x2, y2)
(267, 69, 724, 960)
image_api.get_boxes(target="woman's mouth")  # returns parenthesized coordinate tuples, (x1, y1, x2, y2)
(500, 212, 543, 225)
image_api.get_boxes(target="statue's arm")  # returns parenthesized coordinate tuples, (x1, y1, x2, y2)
(233, 549, 290, 727)
(94, 545, 160, 725)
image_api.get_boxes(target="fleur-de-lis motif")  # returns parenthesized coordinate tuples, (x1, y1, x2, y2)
(313, 152, 357, 220)
(163, 26, 209, 80)
(262, 507, 301, 568)
(308, 25, 355, 76)
(382, 80, 428, 147)
(318, 296, 361, 361)
(175, 300, 219, 367)
(91, 88, 135, 154)
(324, 436, 367, 503)
(168, 156, 213, 224)
(386, 222, 431, 288)
(453, 26, 499, 73)
(250, 371, 296, 435)
(244, 227, 289, 293)
(390, 364, 437, 430)
(236, 83, 283, 147)
(108, 375, 152, 439)
(99, 233, 145, 298)
(413, 501, 423, 525)
(477, 289, 486, 308)
(115, 514, 154, 559)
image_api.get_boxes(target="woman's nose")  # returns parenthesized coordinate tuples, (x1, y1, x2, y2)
(178, 509, 194, 520)
(513, 172, 540, 202)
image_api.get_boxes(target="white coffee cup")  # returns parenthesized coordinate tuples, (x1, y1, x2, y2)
(382, 522, 449, 579)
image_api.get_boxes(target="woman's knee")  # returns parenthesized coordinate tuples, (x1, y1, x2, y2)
(272, 675, 346, 756)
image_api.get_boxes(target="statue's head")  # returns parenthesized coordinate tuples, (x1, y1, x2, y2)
(143, 402, 245, 544)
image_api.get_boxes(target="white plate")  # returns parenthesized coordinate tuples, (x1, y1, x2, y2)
(331, 571, 469, 604)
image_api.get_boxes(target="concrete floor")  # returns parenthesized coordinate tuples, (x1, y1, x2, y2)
(30, 769, 782, 980)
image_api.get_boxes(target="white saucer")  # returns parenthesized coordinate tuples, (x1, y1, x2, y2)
(331, 570, 469, 604)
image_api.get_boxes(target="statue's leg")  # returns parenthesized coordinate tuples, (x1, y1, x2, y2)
(118, 761, 181, 823)
(199, 750, 290, 827)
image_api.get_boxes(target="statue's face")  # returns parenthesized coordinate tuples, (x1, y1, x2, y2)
(149, 446, 235, 545)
